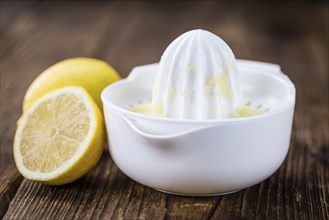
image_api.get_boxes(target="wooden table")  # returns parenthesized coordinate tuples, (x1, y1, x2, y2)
(1, 1, 328, 219)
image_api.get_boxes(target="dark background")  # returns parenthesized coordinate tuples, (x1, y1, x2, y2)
(1, 1, 328, 219)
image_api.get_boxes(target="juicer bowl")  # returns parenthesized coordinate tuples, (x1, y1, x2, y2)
(101, 60, 295, 196)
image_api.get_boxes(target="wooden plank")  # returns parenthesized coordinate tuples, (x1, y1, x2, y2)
(3, 153, 167, 219)
(0, 164, 23, 218)
(1, 1, 328, 219)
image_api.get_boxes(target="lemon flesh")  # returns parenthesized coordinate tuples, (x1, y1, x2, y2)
(23, 57, 121, 112)
(14, 87, 105, 185)
(131, 102, 262, 118)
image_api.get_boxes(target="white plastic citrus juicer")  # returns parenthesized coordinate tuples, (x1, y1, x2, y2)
(101, 30, 295, 196)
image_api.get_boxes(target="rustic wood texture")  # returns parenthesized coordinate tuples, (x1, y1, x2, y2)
(1, 1, 328, 219)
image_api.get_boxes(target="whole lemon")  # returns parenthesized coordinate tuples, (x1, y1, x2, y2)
(23, 57, 121, 112)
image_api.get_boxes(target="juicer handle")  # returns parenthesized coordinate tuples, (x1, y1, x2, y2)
(236, 59, 282, 74)
(127, 63, 159, 83)
(237, 59, 295, 97)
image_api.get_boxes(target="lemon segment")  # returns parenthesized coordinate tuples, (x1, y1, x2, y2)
(23, 57, 121, 112)
(14, 87, 105, 185)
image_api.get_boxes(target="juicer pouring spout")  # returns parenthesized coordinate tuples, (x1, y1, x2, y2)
(108, 109, 214, 141)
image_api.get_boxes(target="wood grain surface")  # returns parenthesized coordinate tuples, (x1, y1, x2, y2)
(1, 1, 328, 219)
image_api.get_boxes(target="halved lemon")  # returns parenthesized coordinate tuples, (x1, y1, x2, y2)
(14, 87, 105, 185)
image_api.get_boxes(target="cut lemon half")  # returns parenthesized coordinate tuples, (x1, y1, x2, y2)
(14, 86, 105, 185)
